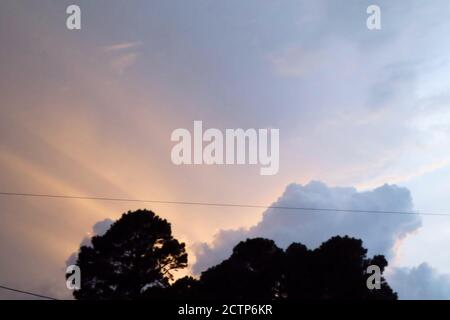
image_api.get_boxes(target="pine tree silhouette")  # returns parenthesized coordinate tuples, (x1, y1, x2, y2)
(69, 209, 187, 299)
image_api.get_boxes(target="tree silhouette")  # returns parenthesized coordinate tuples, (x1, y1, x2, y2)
(199, 238, 284, 299)
(159, 276, 202, 299)
(284, 242, 312, 299)
(69, 209, 187, 300)
(196, 236, 397, 300)
(69, 210, 396, 300)
(285, 236, 397, 299)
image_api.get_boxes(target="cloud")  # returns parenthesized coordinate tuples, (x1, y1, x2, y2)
(193, 181, 421, 274)
(387, 263, 450, 300)
(103, 41, 142, 75)
(192, 181, 450, 299)
(103, 41, 143, 52)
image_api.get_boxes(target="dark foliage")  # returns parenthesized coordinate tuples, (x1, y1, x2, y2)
(193, 236, 396, 300)
(69, 209, 187, 300)
(285, 236, 396, 299)
(69, 210, 396, 300)
(199, 238, 285, 299)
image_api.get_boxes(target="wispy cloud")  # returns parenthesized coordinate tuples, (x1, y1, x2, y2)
(103, 41, 143, 52)
(103, 41, 143, 75)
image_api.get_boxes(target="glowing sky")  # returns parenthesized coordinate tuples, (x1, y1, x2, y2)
(1, 0, 450, 299)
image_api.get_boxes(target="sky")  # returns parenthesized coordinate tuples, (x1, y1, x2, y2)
(1, 0, 450, 299)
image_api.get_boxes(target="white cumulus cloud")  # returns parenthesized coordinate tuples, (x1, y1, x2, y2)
(191, 181, 450, 299)
(193, 181, 421, 274)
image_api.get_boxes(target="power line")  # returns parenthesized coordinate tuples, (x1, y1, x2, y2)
(0, 284, 58, 300)
(0, 191, 448, 217)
